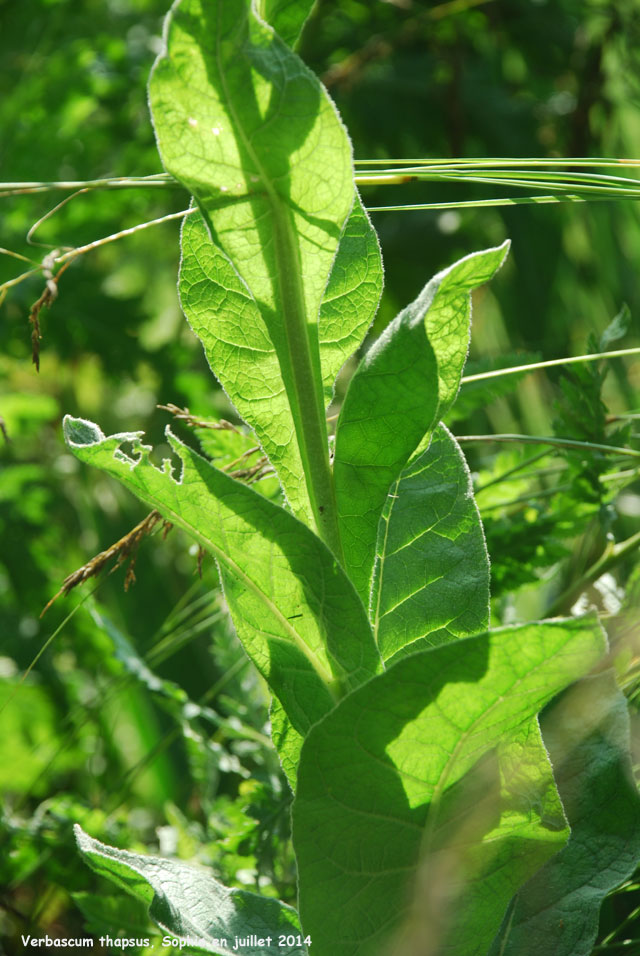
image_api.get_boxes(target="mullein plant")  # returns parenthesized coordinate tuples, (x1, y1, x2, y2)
(55, 1, 640, 954)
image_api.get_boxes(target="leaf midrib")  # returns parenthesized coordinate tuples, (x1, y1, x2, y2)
(213, 5, 344, 559)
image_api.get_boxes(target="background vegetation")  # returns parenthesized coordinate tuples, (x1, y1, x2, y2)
(1, 0, 639, 952)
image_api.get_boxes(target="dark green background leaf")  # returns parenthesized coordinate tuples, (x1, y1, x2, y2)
(76, 826, 305, 955)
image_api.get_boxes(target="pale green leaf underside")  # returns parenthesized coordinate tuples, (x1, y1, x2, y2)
(292, 617, 606, 956)
(179, 193, 381, 523)
(427, 241, 510, 420)
(63, 416, 380, 742)
(150, 0, 352, 322)
(334, 244, 506, 603)
(179, 206, 308, 520)
(75, 826, 305, 956)
(150, 0, 355, 543)
(333, 275, 440, 602)
(372, 424, 489, 662)
(490, 671, 640, 956)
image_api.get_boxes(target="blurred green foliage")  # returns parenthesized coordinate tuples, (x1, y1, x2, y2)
(1, 0, 640, 951)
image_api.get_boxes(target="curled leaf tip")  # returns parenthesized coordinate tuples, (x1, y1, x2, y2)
(63, 415, 105, 447)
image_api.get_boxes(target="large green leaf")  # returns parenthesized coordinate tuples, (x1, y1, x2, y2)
(179, 193, 381, 522)
(334, 245, 507, 601)
(292, 617, 605, 956)
(75, 826, 305, 956)
(489, 671, 640, 956)
(371, 424, 489, 662)
(63, 416, 380, 744)
(149, 0, 354, 551)
(333, 281, 440, 601)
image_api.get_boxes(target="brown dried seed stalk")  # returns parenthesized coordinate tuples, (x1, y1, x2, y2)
(196, 545, 206, 579)
(229, 456, 273, 482)
(223, 446, 261, 472)
(159, 403, 274, 485)
(41, 509, 170, 615)
(28, 252, 75, 371)
(157, 402, 240, 433)
(29, 284, 55, 372)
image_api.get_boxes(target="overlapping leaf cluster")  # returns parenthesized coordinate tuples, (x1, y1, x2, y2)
(64, 1, 640, 954)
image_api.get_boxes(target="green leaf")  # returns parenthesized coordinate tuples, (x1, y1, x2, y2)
(292, 616, 606, 956)
(334, 244, 507, 601)
(72, 891, 151, 940)
(427, 242, 510, 421)
(149, 0, 354, 552)
(260, 0, 316, 49)
(490, 671, 640, 956)
(269, 693, 304, 790)
(179, 206, 309, 521)
(75, 826, 305, 956)
(318, 194, 383, 405)
(333, 285, 439, 601)
(63, 416, 380, 747)
(371, 424, 489, 662)
(179, 193, 381, 524)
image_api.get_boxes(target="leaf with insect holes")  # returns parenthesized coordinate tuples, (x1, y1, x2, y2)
(63, 416, 380, 756)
